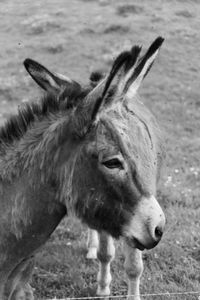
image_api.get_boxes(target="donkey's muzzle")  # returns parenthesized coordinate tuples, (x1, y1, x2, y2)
(123, 195, 166, 250)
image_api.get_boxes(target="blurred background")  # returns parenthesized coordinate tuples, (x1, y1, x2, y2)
(0, 0, 200, 299)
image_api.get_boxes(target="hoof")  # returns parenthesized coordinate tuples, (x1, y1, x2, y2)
(86, 247, 97, 259)
(96, 286, 110, 297)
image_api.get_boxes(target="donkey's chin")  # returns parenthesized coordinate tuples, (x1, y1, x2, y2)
(125, 236, 145, 250)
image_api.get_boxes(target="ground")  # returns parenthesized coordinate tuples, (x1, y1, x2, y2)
(0, 0, 200, 299)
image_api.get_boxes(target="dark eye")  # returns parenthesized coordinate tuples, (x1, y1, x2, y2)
(102, 158, 123, 169)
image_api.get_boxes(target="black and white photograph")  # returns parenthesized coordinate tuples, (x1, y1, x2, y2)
(0, 0, 199, 299)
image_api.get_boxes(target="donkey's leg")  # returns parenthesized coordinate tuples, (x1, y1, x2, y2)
(10, 283, 34, 300)
(123, 240, 143, 300)
(86, 229, 99, 259)
(96, 231, 115, 296)
(0, 273, 7, 300)
(5, 257, 35, 300)
(12, 258, 35, 300)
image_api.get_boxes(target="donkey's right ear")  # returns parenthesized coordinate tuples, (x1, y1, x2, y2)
(24, 58, 73, 93)
(121, 37, 164, 99)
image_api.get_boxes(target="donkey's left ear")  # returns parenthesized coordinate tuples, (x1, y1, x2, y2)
(123, 37, 164, 99)
(24, 58, 73, 93)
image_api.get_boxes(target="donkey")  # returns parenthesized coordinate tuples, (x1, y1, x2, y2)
(23, 40, 166, 298)
(0, 37, 165, 300)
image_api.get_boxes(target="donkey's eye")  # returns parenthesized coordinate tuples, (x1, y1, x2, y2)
(102, 158, 123, 169)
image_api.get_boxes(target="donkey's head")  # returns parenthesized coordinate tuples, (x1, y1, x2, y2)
(70, 37, 166, 250)
(24, 37, 165, 250)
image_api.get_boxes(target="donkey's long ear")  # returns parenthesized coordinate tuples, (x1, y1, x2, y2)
(121, 37, 164, 99)
(24, 58, 73, 93)
(72, 49, 138, 137)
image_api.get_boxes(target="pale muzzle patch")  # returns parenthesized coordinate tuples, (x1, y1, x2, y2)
(123, 195, 165, 249)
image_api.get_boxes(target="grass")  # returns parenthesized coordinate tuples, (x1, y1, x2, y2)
(0, 0, 200, 299)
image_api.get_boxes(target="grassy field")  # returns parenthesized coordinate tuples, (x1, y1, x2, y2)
(0, 0, 200, 299)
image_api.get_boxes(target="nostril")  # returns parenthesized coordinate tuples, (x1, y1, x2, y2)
(155, 226, 163, 240)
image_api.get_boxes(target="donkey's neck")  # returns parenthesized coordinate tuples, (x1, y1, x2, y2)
(0, 111, 79, 188)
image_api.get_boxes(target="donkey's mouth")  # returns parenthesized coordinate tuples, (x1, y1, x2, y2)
(132, 238, 146, 251)
(125, 237, 146, 251)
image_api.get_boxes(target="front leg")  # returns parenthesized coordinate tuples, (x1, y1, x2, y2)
(6, 258, 35, 300)
(123, 239, 143, 300)
(96, 231, 115, 296)
(86, 229, 99, 259)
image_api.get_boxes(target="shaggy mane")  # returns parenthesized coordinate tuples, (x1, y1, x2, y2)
(0, 84, 90, 146)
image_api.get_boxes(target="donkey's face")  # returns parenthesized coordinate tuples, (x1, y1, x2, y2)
(76, 103, 164, 250)
(24, 37, 165, 250)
